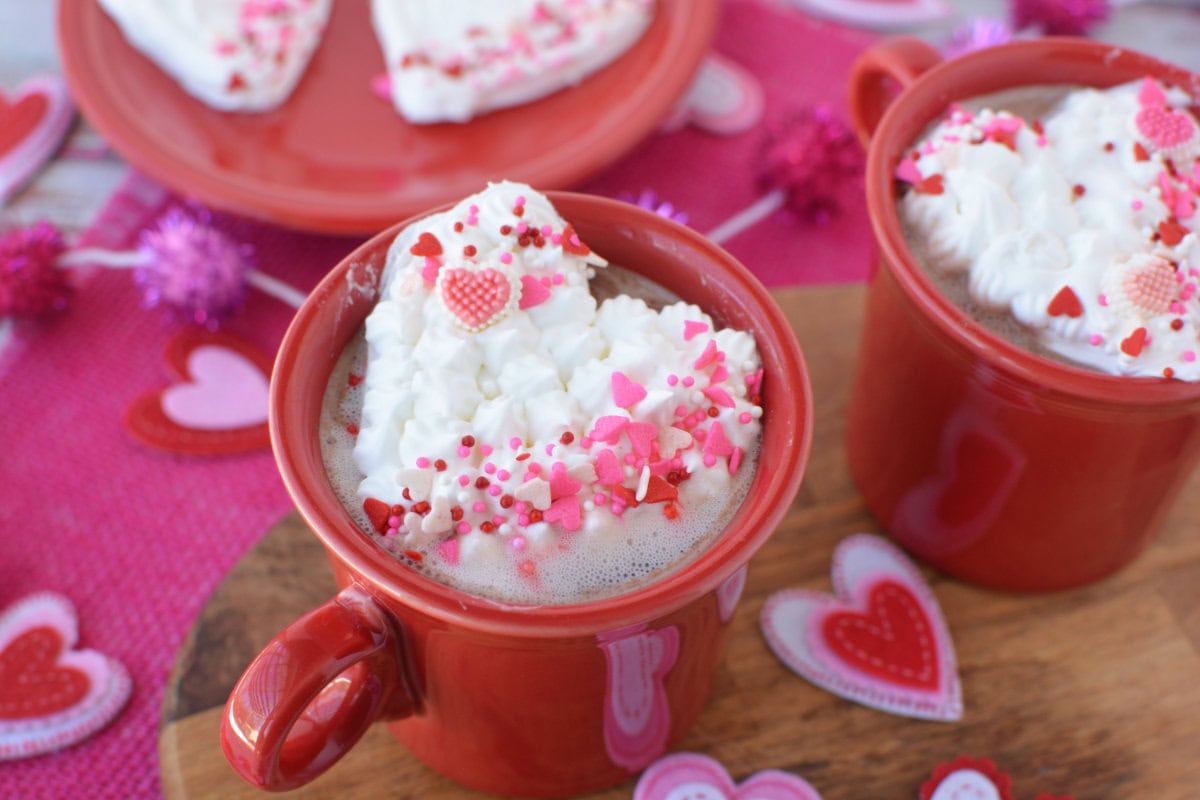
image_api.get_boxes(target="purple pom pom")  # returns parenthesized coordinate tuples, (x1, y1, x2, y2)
(0, 221, 70, 316)
(758, 106, 863, 225)
(945, 18, 1013, 59)
(135, 207, 255, 327)
(619, 189, 690, 225)
(1012, 0, 1110, 35)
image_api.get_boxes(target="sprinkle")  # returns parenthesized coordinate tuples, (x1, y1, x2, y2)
(1131, 200, 1144, 211)
(499, 252, 513, 264)
(729, 447, 743, 475)
(702, 386, 736, 408)
(634, 466, 651, 502)
(1089, 334, 1104, 346)
(510, 535, 527, 552)
(1072, 184, 1086, 198)
(457, 446, 471, 457)
(739, 412, 753, 424)
(693, 339, 719, 370)
(1046, 286, 1084, 318)
(681, 376, 695, 388)
(415, 456, 431, 468)
(457, 522, 471, 534)
(509, 437, 522, 449)
(683, 320, 709, 341)
(1184, 351, 1197, 362)
(667, 374, 679, 386)
(458, 475, 470, 487)
(434, 459, 447, 471)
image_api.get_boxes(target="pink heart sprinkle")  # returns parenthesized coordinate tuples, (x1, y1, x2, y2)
(612, 371, 648, 408)
(634, 752, 823, 800)
(683, 319, 709, 341)
(626, 422, 658, 457)
(542, 496, 581, 531)
(702, 386, 735, 408)
(703, 420, 734, 457)
(593, 448, 624, 484)
(590, 415, 629, 444)
(518, 273, 551, 309)
(440, 268, 512, 330)
(895, 157, 923, 185)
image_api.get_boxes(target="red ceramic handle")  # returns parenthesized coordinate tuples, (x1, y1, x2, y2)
(848, 36, 944, 146)
(220, 584, 417, 791)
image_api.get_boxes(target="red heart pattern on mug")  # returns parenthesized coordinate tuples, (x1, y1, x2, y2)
(634, 752, 823, 800)
(0, 593, 131, 760)
(125, 328, 272, 456)
(760, 534, 962, 721)
(0, 75, 76, 204)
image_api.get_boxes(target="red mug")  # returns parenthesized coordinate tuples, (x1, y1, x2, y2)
(844, 38, 1200, 592)
(219, 192, 813, 796)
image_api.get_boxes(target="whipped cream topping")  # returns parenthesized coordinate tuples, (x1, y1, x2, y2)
(98, 0, 331, 112)
(900, 78, 1200, 380)
(344, 182, 763, 603)
(370, 0, 655, 123)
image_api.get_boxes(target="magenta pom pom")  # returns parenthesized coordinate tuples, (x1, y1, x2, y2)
(945, 17, 1013, 59)
(1011, 0, 1109, 35)
(135, 207, 255, 327)
(0, 221, 70, 316)
(758, 106, 863, 225)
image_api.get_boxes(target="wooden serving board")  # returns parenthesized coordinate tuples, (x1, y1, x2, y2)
(159, 285, 1200, 800)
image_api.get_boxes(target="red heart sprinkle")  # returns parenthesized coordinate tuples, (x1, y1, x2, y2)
(1133, 142, 1150, 162)
(560, 224, 591, 256)
(1121, 327, 1148, 357)
(409, 231, 443, 257)
(363, 498, 391, 533)
(1158, 219, 1189, 246)
(1046, 286, 1084, 318)
(641, 475, 678, 504)
(914, 174, 944, 195)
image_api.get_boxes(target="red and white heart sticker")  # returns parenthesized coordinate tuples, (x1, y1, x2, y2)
(634, 752, 823, 800)
(787, 0, 949, 29)
(0, 75, 76, 204)
(0, 593, 131, 760)
(661, 54, 764, 136)
(920, 756, 1076, 800)
(125, 328, 272, 456)
(760, 533, 962, 721)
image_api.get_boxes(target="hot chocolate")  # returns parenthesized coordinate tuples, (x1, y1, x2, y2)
(899, 79, 1200, 380)
(319, 182, 763, 604)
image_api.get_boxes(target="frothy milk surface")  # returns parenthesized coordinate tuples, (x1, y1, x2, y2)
(320, 182, 763, 605)
(899, 79, 1200, 380)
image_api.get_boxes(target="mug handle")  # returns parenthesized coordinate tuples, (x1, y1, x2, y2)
(220, 584, 418, 791)
(848, 36, 945, 146)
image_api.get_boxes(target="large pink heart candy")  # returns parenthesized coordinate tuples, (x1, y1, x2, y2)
(0, 593, 131, 760)
(0, 75, 75, 203)
(635, 752, 823, 800)
(760, 534, 962, 721)
(440, 267, 513, 330)
(1136, 104, 1196, 152)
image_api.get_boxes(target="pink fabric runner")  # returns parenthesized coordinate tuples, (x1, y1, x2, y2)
(0, 3, 874, 797)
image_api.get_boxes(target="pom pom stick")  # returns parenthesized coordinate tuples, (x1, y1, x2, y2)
(13, 208, 307, 325)
(943, 17, 1013, 59)
(1011, 0, 1110, 36)
(705, 106, 863, 245)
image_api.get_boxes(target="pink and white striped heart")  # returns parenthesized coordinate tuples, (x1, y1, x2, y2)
(635, 753, 822, 800)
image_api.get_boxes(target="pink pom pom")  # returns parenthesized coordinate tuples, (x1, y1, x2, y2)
(0, 221, 70, 316)
(1011, 0, 1109, 35)
(135, 207, 255, 327)
(944, 17, 1013, 59)
(758, 106, 863, 225)
(618, 189, 690, 225)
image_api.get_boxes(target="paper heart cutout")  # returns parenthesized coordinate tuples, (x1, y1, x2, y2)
(0, 75, 76, 204)
(760, 534, 962, 721)
(600, 625, 679, 771)
(125, 328, 272, 456)
(789, 0, 950, 28)
(661, 54, 764, 135)
(439, 267, 514, 331)
(921, 757, 1014, 800)
(635, 752, 823, 800)
(0, 593, 131, 760)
